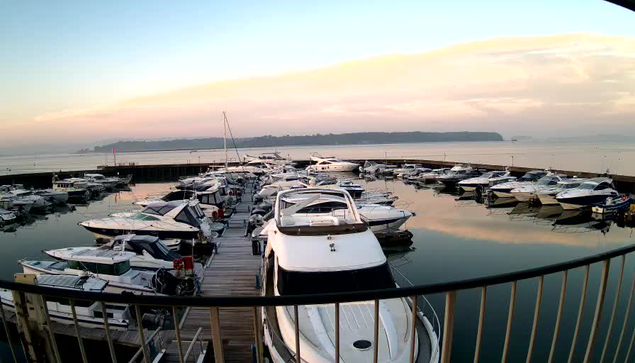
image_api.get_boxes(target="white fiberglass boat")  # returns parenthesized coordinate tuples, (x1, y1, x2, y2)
(556, 178, 619, 210)
(261, 188, 438, 363)
(79, 200, 213, 241)
(510, 174, 568, 202)
(0, 275, 131, 330)
(489, 170, 550, 198)
(0, 208, 17, 224)
(458, 170, 515, 191)
(536, 178, 586, 205)
(306, 154, 359, 172)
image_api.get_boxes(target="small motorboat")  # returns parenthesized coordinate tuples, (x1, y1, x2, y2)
(591, 195, 633, 214)
(0, 208, 17, 224)
(438, 165, 481, 187)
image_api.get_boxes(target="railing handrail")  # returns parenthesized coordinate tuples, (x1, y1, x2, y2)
(3, 242, 635, 307)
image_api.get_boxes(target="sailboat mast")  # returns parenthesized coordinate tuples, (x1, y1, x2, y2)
(223, 111, 228, 169)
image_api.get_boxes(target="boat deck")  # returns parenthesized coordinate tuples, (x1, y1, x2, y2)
(164, 184, 261, 363)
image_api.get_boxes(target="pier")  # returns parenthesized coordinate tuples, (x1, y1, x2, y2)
(164, 183, 261, 363)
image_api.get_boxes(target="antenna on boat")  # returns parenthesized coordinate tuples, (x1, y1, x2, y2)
(223, 112, 228, 169)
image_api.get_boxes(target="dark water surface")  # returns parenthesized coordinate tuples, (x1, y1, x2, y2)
(1, 179, 635, 362)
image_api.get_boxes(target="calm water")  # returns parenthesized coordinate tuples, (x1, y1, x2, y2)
(1, 179, 635, 362)
(2, 140, 635, 176)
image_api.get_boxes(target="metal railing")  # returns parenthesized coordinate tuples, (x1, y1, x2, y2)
(2, 242, 635, 362)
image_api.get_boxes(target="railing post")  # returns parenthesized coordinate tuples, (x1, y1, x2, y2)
(526, 276, 544, 363)
(473, 287, 487, 363)
(600, 255, 625, 362)
(172, 306, 184, 363)
(501, 281, 517, 363)
(441, 291, 457, 363)
(335, 302, 340, 363)
(0, 298, 18, 363)
(548, 270, 568, 363)
(583, 259, 611, 363)
(373, 299, 380, 363)
(11, 289, 39, 362)
(209, 306, 225, 363)
(409, 296, 418, 363)
(568, 265, 590, 363)
(613, 265, 635, 363)
(252, 307, 263, 363)
(70, 300, 89, 363)
(101, 302, 118, 363)
(135, 305, 150, 363)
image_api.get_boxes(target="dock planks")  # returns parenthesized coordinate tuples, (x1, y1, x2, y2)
(164, 186, 261, 363)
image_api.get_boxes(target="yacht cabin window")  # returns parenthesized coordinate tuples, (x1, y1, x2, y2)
(175, 208, 201, 226)
(67, 260, 131, 275)
(276, 262, 395, 295)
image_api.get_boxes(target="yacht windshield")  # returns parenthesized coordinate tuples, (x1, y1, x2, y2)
(277, 263, 395, 295)
(537, 177, 559, 186)
(175, 207, 201, 227)
(579, 183, 597, 190)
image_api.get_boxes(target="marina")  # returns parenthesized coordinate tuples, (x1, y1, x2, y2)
(1, 152, 635, 362)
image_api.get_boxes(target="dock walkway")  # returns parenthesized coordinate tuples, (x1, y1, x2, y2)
(164, 184, 261, 363)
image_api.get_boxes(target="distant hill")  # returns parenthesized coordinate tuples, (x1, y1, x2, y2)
(89, 132, 503, 153)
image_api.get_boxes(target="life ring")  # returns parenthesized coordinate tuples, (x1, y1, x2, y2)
(173, 259, 184, 270)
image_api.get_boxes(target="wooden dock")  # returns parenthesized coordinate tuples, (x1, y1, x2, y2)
(164, 185, 261, 363)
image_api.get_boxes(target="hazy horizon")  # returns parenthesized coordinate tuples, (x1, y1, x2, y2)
(1, 1, 634, 152)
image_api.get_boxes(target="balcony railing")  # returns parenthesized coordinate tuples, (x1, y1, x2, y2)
(2, 242, 635, 363)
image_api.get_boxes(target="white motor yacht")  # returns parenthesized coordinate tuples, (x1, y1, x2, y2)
(438, 165, 481, 187)
(393, 164, 424, 176)
(0, 208, 17, 224)
(358, 204, 413, 232)
(359, 160, 387, 174)
(402, 168, 432, 181)
(510, 174, 568, 202)
(20, 250, 160, 295)
(0, 185, 49, 210)
(458, 170, 515, 192)
(306, 154, 359, 172)
(0, 275, 131, 330)
(34, 189, 69, 205)
(416, 169, 451, 184)
(84, 173, 120, 189)
(46, 235, 184, 271)
(489, 170, 550, 198)
(537, 178, 586, 205)
(556, 178, 619, 210)
(261, 188, 438, 363)
(322, 180, 365, 198)
(79, 200, 213, 242)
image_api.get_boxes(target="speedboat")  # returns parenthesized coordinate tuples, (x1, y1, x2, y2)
(84, 173, 120, 189)
(0, 275, 132, 330)
(79, 200, 213, 242)
(359, 160, 387, 174)
(22, 248, 198, 296)
(402, 168, 432, 182)
(536, 178, 586, 205)
(322, 180, 365, 198)
(46, 235, 184, 271)
(306, 154, 359, 172)
(437, 165, 481, 188)
(556, 178, 619, 210)
(0, 208, 17, 224)
(358, 204, 413, 232)
(489, 170, 550, 198)
(34, 189, 69, 205)
(458, 170, 515, 192)
(393, 164, 424, 176)
(416, 168, 451, 184)
(510, 174, 568, 202)
(261, 188, 438, 363)
(0, 185, 49, 211)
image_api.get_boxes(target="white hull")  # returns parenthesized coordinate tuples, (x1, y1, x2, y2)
(308, 164, 358, 172)
(559, 202, 586, 210)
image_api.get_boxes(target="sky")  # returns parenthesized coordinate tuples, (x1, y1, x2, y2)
(0, 0, 634, 151)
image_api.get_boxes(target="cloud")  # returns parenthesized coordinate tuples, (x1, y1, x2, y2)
(3, 33, 635, 147)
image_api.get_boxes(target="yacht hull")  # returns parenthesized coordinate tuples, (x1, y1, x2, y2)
(80, 225, 200, 241)
(556, 195, 611, 210)
(537, 193, 558, 205)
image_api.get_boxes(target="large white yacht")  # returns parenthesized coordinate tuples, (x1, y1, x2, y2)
(489, 170, 550, 198)
(0, 275, 131, 330)
(416, 169, 451, 184)
(458, 170, 515, 192)
(536, 178, 586, 205)
(79, 200, 213, 241)
(437, 165, 481, 187)
(261, 188, 438, 363)
(306, 154, 359, 172)
(510, 174, 568, 202)
(556, 178, 619, 210)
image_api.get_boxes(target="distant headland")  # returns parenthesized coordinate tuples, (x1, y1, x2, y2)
(85, 131, 503, 153)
